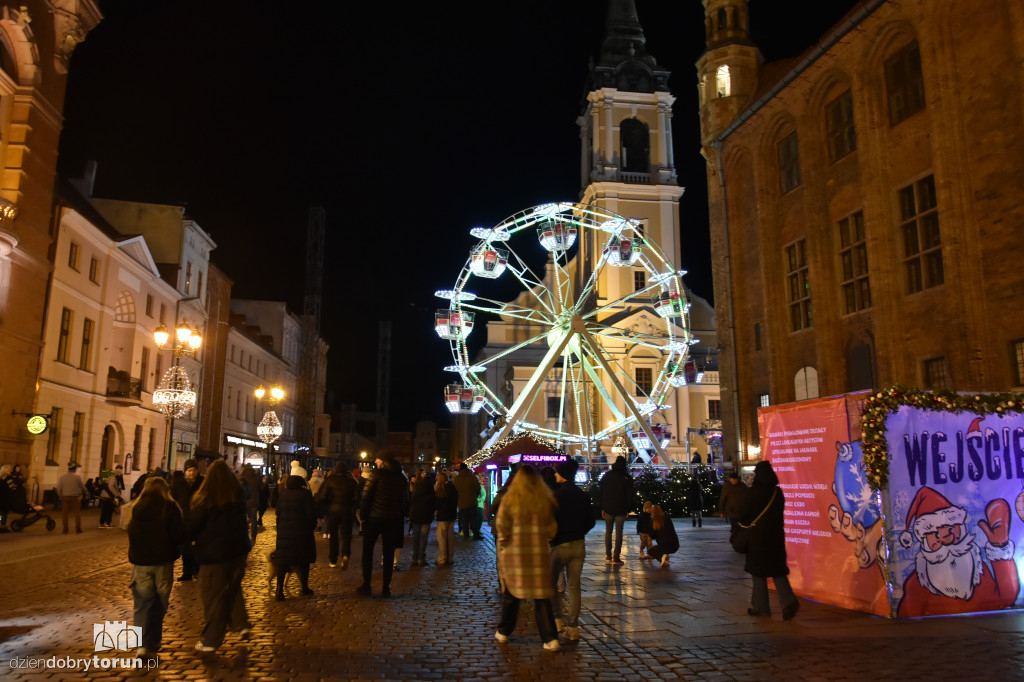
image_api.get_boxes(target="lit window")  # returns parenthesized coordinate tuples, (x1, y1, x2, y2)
(778, 132, 800, 193)
(635, 367, 653, 396)
(785, 240, 811, 331)
(923, 357, 949, 390)
(759, 393, 770, 408)
(716, 65, 731, 98)
(885, 41, 925, 125)
(899, 175, 942, 293)
(838, 211, 870, 313)
(825, 90, 856, 162)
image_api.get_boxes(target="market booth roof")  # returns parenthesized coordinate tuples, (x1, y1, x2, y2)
(466, 433, 567, 469)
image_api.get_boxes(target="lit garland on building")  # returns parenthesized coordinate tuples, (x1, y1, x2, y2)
(861, 384, 1023, 491)
(465, 432, 566, 468)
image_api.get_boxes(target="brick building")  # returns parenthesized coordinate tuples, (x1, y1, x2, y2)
(697, 0, 1024, 462)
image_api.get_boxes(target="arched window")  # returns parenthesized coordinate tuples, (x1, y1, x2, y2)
(114, 291, 136, 323)
(619, 118, 650, 173)
(718, 8, 728, 32)
(716, 65, 731, 98)
(794, 367, 819, 401)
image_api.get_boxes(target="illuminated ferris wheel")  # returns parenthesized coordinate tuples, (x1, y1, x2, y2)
(436, 202, 693, 461)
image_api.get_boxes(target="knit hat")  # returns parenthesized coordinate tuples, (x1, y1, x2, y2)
(556, 458, 579, 481)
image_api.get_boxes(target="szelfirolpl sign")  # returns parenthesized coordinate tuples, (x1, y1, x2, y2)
(759, 395, 888, 616)
(885, 406, 1022, 617)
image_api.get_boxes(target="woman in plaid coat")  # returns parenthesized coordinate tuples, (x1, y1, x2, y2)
(494, 465, 561, 650)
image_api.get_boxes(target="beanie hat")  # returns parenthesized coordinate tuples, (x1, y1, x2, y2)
(898, 486, 965, 548)
(556, 458, 579, 481)
(183, 459, 198, 471)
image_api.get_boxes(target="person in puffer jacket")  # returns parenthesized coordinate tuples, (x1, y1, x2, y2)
(356, 450, 409, 598)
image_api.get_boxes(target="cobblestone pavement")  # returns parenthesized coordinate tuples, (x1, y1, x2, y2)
(2, 506, 1023, 681)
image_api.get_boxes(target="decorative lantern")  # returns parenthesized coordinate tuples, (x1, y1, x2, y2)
(538, 221, 578, 253)
(628, 423, 672, 451)
(603, 235, 643, 266)
(153, 365, 197, 419)
(444, 384, 486, 414)
(651, 291, 686, 319)
(435, 309, 475, 340)
(469, 244, 508, 279)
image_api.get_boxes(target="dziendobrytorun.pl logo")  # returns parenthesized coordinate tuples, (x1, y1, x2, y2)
(7, 621, 159, 672)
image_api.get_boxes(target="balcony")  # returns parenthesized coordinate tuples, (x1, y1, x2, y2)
(106, 368, 142, 406)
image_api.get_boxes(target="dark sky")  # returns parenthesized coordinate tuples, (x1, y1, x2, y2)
(58, 0, 858, 430)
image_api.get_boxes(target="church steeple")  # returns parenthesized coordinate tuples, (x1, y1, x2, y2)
(591, 0, 670, 93)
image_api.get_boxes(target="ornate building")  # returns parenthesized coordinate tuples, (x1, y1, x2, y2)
(698, 0, 1024, 462)
(0, 1, 101, 473)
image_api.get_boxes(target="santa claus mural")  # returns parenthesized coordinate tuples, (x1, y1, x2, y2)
(897, 486, 1019, 617)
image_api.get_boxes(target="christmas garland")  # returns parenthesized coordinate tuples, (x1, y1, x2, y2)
(861, 385, 1022, 491)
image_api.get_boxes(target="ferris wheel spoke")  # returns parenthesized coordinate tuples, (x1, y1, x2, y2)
(587, 327, 679, 353)
(471, 329, 554, 369)
(505, 260, 558, 318)
(581, 282, 664, 321)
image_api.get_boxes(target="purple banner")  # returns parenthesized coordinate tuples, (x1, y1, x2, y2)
(885, 406, 1024, 616)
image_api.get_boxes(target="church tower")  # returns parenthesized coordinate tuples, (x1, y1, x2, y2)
(578, 0, 684, 306)
(696, 0, 762, 147)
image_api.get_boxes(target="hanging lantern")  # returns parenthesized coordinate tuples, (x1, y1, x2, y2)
(469, 244, 508, 278)
(257, 410, 283, 444)
(444, 384, 486, 414)
(603, 235, 643, 266)
(153, 365, 197, 419)
(651, 291, 686, 319)
(435, 309, 475, 340)
(538, 221, 578, 252)
(628, 423, 672, 451)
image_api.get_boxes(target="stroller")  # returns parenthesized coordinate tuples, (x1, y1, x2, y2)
(8, 506, 56, 532)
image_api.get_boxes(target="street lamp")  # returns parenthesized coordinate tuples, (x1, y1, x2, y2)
(153, 321, 202, 470)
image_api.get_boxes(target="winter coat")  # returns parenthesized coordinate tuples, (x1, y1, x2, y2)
(241, 470, 260, 510)
(128, 495, 185, 565)
(257, 479, 270, 512)
(360, 460, 409, 520)
(551, 482, 595, 546)
(719, 479, 748, 519)
(274, 476, 318, 565)
(496, 503, 557, 600)
(636, 510, 653, 536)
(172, 476, 202, 511)
(317, 472, 359, 517)
(409, 477, 437, 525)
(600, 464, 634, 516)
(435, 481, 458, 522)
(453, 469, 481, 510)
(652, 516, 680, 554)
(687, 477, 703, 513)
(740, 479, 789, 578)
(188, 499, 251, 566)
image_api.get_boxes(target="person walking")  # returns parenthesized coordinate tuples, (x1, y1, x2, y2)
(408, 470, 436, 566)
(57, 464, 88, 534)
(240, 464, 261, 544)
(317, 462, 359, 569)
(289, 460, 308, 481)
(742, 460, 799, 620)
(453, 463, 481, 539)
(550, 458, 594, 642)
(356, 450, 409, 598)
(494, 465, 560, 651)
(98, 465, 125, 528)
(719, 470, 748, 532)
(688, 474, 704, 528)
(272, 474, 317, 599)
(648, 504, 680, 567)
(434, 471, 458, 566)
(128, 476, 185, 657)
(600, 456, 633, 565)
(172, 460, 204, 581)
(188, 459, 253, 652)
(257, 474, 270, 528)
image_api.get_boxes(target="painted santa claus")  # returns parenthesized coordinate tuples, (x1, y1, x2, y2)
(897, 486, 1019, 617)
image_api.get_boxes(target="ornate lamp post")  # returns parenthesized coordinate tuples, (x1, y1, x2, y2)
(255, 385, 285, 471)
(153, 321, 202, 469)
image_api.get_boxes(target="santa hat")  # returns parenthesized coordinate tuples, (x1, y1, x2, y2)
(898, 486, 967, 548)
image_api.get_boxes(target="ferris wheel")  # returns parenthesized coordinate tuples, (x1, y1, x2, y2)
(436, 202, 693, 463)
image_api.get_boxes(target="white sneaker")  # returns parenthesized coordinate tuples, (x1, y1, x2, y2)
(565, 626, 579, 641)
(543, 639, 560, 651)
(329, 562, 337, 568)
(661, 554, 670, 567)
(494, 630, 508, 643)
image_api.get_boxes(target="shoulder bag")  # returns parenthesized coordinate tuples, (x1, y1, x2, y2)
(729, 488, 777, 554)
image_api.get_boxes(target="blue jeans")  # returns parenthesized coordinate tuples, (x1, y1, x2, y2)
(411, 522, 431, 562)
(550, 540, 585, 627)
(604, 514, 625, 559)
(131, 563, 173, 651)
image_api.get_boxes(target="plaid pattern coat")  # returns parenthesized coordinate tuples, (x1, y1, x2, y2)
(496, 504, 557, 599)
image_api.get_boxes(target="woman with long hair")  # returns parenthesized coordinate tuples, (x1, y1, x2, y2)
(188, 459, 253, 652)
(434, 471, 458, 566)
(494, 465, 560, 651)
(648, 504, 680, 567)
(128, 476, 184, 656)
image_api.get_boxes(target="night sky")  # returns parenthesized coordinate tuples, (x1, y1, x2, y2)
(57, 0, 858, 430)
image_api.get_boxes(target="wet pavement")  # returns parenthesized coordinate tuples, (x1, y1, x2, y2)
(1, 506, 1022, 681)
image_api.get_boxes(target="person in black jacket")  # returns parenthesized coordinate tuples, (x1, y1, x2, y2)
(688, 474, 704, 528)
(648, 504, 680, 567)
(357, 450, 409, 597)
(188, 459, 253, 652)
(317, 463, 359, 569)
(550, 458, 594, 641)
(408, 470, 436, 566)
(273, 475, 318, 599)
(434, 471, 458, 566)
(742, 460, 799, 620)
(600, 456, 634, 565)
(172, 460, 203, 581)
(128, 476, 185, 656)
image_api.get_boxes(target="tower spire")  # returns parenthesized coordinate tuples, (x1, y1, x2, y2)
(591, 0, 669, 93)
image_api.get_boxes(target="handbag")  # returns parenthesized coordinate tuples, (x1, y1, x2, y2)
(729, 488, 777, 554)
